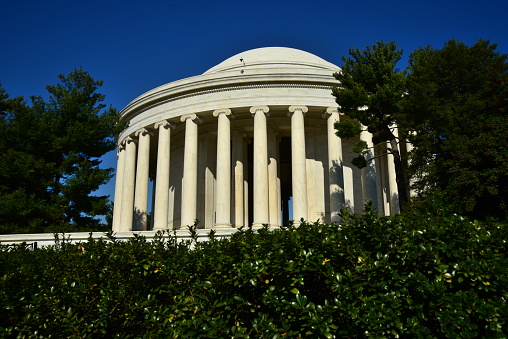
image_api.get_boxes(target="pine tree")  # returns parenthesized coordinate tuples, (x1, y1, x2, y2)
(332, 41, 409, 210)
(0, 69, 122, 233)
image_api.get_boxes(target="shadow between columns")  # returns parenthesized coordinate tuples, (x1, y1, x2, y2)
(132, 208, 150, 231)
(330, 159, 348, 214)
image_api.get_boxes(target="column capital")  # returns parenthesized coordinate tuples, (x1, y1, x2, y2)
(154, 119, 175, 130)
(119, 136, 130, 146)
(135, 127, 153, 137)
(213, 108, 233, 117)
(323, 107, 344, 119)
(180, 113, 201, 123)
(325, 106, 340, 115)
(124, 135, 137, 145)
(288, 105, 308, 113)
(250, 106, 269, 114)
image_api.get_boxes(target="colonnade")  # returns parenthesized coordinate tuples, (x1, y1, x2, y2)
(112, 105, 397, 232)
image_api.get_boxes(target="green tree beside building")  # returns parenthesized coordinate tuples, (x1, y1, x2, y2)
(404, 40, 508, 220)
(332, 41, 409, 210)
(0, 69, 122, 233)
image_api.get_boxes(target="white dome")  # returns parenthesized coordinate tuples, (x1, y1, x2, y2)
(204, 47, 339, 74)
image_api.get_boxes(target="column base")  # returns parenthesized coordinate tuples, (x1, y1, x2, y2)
(251, 222, 270, 228)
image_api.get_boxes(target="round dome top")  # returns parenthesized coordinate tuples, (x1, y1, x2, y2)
(203, 47, 339, 74)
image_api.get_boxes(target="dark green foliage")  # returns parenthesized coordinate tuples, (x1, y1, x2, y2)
(333, 119, 362, 139)
(0, 70, 122, 233)
(1, 209, 506, 337)
(332, 42, 406, 124)
(404, 40, 508, 220)
(333, 41, 409, 207)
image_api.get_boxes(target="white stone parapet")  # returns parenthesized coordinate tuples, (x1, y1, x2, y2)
(0, 229, 242, 248)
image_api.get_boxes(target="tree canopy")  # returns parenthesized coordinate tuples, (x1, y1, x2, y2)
(404, 39, 508, 220)
(0, 69, 122, 233)
(332, 39, 508, 221)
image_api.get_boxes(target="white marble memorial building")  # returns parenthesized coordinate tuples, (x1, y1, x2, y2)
(112, 47, 401, 232)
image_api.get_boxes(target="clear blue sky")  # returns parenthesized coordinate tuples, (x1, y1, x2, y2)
(2, 0, 507, 203)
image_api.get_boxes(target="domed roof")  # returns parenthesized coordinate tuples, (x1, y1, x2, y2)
(203, 47, 339, 74)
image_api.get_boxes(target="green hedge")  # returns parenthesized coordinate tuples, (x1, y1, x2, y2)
(1, 206, 507, 338)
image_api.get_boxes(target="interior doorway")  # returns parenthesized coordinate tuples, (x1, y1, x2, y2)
(279, 137, 292, 225)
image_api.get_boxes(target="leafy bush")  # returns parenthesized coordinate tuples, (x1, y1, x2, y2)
(1, 207, 507, 338)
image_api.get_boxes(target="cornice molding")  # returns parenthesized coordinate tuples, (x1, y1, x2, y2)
(121, 81, 337, 120)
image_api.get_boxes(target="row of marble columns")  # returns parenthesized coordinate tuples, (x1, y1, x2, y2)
(112, 105, 394, 232)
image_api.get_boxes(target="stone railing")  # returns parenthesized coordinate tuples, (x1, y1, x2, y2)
(0, 228, 240, 248)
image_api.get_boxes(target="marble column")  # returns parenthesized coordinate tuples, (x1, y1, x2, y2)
(180, 114, 200, 227)
(250, 106, 270, 227)
(324, 107, 345, 222)
(268, 127, 280, 226)
(112, 143, 125, 232)
(120, 136, 137, 231)
(289, 105, 308, 222)
(305, 128, 317, 220)
(243, 140, 250, 227)
(232, 129, 245, 228)
(405, 134, 416, 198)
(360, 125, 378, 208)
(388, 127, 400, 215)
(153, 120, 173, 230)
(214, 109, 233, 228)
(276, 135, 282, 226)
(377, 143, 390, 215)
(374, 144, 385, 216)
(197, 134, 215, 228)
(343, 165, 355, 213)
(133, 128, 151, 231)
